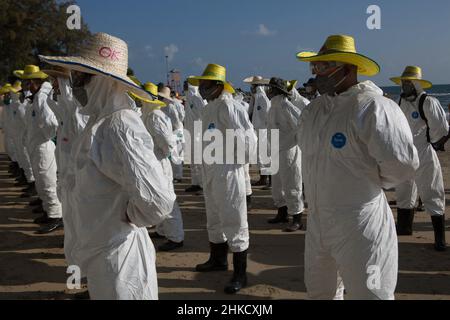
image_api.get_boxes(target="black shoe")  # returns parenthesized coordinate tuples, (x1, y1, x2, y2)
(158, 240, 184, 252)
(416, 198, 425, 212)
(32, 205, 45, 214)
(268, 206, 289, 224)
(431, 215, 447, 252)
(149, 232, 166, 239)
(396, 208, 415, 236)
(196, 242, 229, 272)
(173, 179, 183, 183)
(36, 218, 63, 234)
(284, 214, 303, 232)
(185, 185, 203, 193)
(246, 195, 252, 211)
(251, 175, 268, 187)
(224, 250, 248, 294)
(34, 213, 49, 224)
(29, 198, 43, 207)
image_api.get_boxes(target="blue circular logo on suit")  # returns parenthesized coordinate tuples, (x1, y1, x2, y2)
(257, 106, 262, 111)
(412, 111, 420, 119)
(331, 133, 347, 149)
(32, 110, 36, 117)
(208, 123, 216, 131)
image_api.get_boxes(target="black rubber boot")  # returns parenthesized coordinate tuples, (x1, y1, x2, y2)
(224, 250, 248, 294)
(284, 213, 303, 232)
(431, 215, 447, 252)
(416, 198, 425, 212)
(196, 242, 229, 272)
(268, 206, 289, 224)
(29, 198, 43, 207)
(185, 185, 202, 193)
(262, 175, 272, 190)
(252, 175, 268, 187)
(246, 195, 252, 211)
(396, 208, 415, 236)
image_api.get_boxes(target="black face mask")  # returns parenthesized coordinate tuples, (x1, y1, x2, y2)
(401, 82, 417, 101)
(199, 83, 223, 101)
(315, 66, 348, 96)
(73, 87, 88, 107)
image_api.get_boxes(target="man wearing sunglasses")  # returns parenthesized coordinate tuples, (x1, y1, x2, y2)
(296, 35, 419, 300)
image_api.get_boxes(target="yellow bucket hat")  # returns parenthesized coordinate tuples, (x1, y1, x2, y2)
(390, 66, 432, 89)
(13, 65, 48, 80)
(297, 35, 380, 76)
(188, 64, 235, 94)
(0, 83, 13, 95)
(129, 81, 166, 107)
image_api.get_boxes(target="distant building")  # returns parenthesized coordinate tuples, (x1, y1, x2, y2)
(168, 69, 182, 95)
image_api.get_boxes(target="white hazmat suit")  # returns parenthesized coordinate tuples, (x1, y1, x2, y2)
(68, 77, 175, 300)
(297, 81, 419, 300)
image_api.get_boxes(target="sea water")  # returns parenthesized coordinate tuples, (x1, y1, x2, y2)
(382, 84, 450, 110)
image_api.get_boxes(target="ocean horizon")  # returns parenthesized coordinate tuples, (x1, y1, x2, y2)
(381, 84, 450, 108)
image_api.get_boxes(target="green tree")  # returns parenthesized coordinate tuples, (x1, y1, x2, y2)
(0, 0, 91, 84)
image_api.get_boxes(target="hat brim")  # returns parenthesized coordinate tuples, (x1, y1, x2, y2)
(38, 55, 152, 99)
(188, 76, 235, 94)
(157, 92, 174, 102)
(390, 77, 433, 89)
(129, 91, 166, 107)
(297, 51, 380, 77)
(243, 77, 270, 85)
(287, 80, 298, 92)
(41, 69, 71, 79)
(14, 70, 48, 80)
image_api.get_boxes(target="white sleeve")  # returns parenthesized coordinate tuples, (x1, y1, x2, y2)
(423, 97, 449, 143)
(147, 113, 176, 158)
(357, 98, 419, 189)
(36, 93, 58, 139)
(111, 114, 176, 227)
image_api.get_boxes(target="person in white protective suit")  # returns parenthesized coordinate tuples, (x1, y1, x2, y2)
(390, 66, 449, 251)
(188, 64, 257, 294)
(296, 35, 419, 300)
(158, 86, 185, 183)
(132, 82, 185, 252)
(0, 84, 19, 170)
(183, 80, 206, 193)
(14, 65, 63, 234)
(244, 76, 272, 189)
(233, 90, 253, 210)
(43, 65, 90, 261)
(10, 81, 36, 189)
(266, 77, 308, 232)
(39, 32, 176, 300)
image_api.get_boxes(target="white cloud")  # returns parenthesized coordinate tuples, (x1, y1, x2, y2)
(257, 24, 276, 36)
(144, 45, 155, 58)
(194, 57, 207, 69)
(164, 44, 179, 62)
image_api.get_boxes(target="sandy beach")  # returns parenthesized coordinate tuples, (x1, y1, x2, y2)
(0, 130, 449, 300)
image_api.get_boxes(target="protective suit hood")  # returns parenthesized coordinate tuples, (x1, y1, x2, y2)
(342, 80, 384, 98)
(256, 85, 266, 95)
(80, 76, 130, 119)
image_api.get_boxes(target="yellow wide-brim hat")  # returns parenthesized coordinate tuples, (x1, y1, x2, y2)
(129, 81, 166, 107)
(0, 84, 13, 95)
(287, 80, 298, 92)
(14, 65, 49, 80)
(390, 66, 432, 89)
(188, 63, 235, 94)
(297, 35, 380, 77)
(39, 33, 151, 99)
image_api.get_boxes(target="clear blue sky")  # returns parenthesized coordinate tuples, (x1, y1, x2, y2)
(75, 0, 450, 89)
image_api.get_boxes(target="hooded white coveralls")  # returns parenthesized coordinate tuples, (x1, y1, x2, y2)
(13, 96, 35, 183)
(395, 92, 448, 216)
(47, 79, 89, 266)
(268, 95, 308, 215)
(184, 85, 206, 187)
(68, 77, 175, 300)
(2, 100, 17, 161)
(249, 86, 272, 175)
(162, 98, 185, 180)
(27, 82, 62, 218)
(201, 91, 257, 252)
(297, 81, 419, 300)
(142, 106, 184, 243)
(234, 93, 252, 197)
